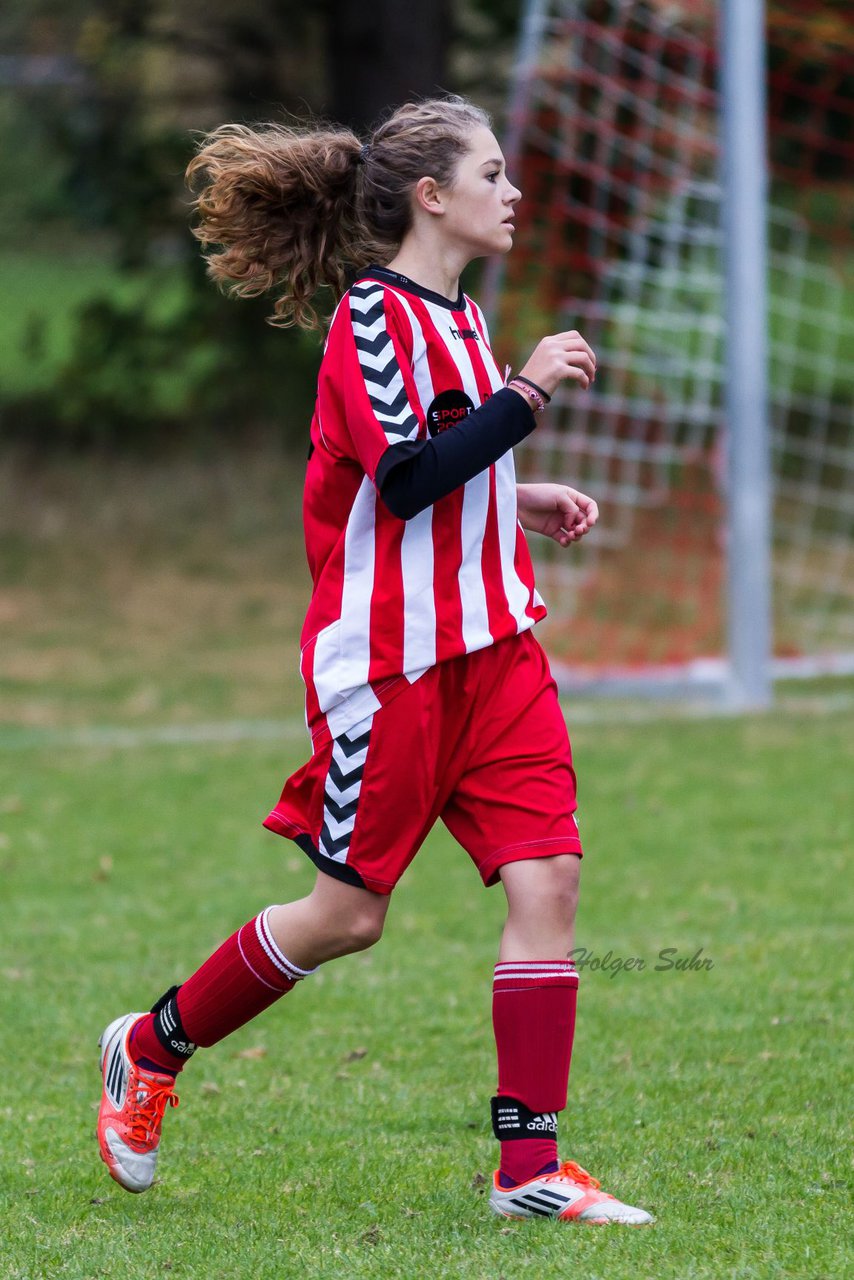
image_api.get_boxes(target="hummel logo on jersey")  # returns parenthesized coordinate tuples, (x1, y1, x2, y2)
(449, 326, 479, 341)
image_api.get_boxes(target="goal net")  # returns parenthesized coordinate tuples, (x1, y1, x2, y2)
(487, 0, 853, 694)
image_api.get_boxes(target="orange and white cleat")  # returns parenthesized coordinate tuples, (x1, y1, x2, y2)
(489, 1159, 654, 1225)
(97, 1013, 179, 1193)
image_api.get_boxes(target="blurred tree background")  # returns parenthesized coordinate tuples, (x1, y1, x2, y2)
(1, 1, 849, 454)
(0, 2, 849, 732)
(0, 0, 521, 452)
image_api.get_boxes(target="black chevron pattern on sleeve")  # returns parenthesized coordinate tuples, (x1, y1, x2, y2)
(349, 282, 420, 444)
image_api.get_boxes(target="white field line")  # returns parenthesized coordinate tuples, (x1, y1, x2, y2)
(0, 718, 309, 752)
(1, 690, 853, 753)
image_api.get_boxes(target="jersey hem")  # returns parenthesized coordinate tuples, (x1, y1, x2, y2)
(309, 669, 423, 749)
(307, 618, 543, 748)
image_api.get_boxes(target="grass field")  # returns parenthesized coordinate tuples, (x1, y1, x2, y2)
(1, 455, 851, 1279)
(2, 707, 851, 1280)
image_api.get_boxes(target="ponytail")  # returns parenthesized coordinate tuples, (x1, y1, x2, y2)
(186, 96, 491, 332)
(186, 122, 382, 331)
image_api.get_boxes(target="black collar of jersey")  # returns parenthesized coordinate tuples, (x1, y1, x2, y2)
(356, 264, 466, 312)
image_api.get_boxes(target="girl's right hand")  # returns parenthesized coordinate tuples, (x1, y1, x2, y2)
(518, 331, 597, 396)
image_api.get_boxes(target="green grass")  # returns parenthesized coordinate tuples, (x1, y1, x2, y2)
(0, 451, 851, 1276)
(1, 706, 851, 1279)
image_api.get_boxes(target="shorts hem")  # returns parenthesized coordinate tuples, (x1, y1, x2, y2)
(262, 811, 394, 896)
(479, 837, 583, 888)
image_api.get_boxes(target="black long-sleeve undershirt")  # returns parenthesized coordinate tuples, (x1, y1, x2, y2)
(374, 388, 536, 521)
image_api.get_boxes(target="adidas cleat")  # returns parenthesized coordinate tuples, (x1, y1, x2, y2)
(97, 1012, 178, 1193)
(489, 1159, 654, 1225)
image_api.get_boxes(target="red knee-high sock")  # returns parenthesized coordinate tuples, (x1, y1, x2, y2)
(130, 906, 314, 1074)
(492, 958, 579, 1186)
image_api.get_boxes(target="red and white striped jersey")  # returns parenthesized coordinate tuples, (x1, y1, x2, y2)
(300, 265, 546, 744)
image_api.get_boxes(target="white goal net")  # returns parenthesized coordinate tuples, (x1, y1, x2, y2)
(487, 0, 853, 692)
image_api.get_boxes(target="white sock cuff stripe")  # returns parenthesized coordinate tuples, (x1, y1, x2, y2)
(237, 929, 288, 992)
(257, 907, 318, 981)
(494, 960, 579, 983)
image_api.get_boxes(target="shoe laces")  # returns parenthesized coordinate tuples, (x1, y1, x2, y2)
(556, 1160, 601, 1190)
(127, 1066, 179, 1145)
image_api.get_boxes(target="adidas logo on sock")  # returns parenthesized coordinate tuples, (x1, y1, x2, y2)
(491, 1097, 560, 1141)
(151, 988, 197, 1060)
(168, 1038, 196, 1057)
(526, 1113, 557, 1133)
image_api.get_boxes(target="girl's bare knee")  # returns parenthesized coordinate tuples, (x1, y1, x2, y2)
(343, 908, 385, 953)
(304, 876, 388, 959)
(501, 853, 581, 937)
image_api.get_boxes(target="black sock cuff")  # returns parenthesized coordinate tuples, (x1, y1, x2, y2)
(491, 1096, 559, 1141)
(150, 985, 197, 1061)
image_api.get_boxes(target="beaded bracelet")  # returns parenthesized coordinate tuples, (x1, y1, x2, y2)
(511, 373, 552, 404)
(508, 377, 547, 413)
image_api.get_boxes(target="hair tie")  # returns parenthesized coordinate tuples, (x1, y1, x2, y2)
(359, 143, 372, 165)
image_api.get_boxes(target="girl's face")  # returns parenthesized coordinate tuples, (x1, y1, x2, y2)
(431, 127, 522, 258)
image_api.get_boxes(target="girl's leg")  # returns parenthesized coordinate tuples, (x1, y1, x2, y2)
(131, 872, 390, 1072)
(498, 852, 579, 959)
(98, 872, 389, 1192)
(488, 853, 654, 1223)
(492, 854, 580, 1186)
(266, 872, 391, 967)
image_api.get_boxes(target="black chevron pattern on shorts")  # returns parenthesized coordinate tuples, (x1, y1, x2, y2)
(327, 755, 364, 793)
(336, 728, 372, 757)
(323, 792, 360, 823)
(318, 718, 373, 864)
(319, 820, 355, 857)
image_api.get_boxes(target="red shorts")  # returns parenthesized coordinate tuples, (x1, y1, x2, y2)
(263, 630, 582, 895)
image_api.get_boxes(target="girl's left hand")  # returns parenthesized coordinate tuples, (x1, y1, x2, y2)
(516, 482, 599, 548)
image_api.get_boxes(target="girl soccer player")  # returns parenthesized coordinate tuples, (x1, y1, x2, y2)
(96, 94, 652, 1226)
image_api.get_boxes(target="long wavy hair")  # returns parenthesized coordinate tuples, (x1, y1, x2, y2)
(186, 95, 491, 332)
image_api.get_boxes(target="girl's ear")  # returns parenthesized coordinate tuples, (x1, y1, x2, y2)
(414, 175, 445, 217)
